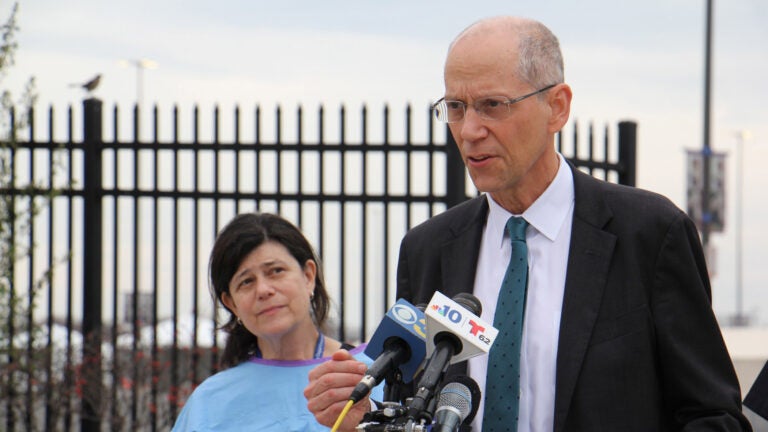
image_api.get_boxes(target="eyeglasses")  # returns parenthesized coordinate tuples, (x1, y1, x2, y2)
(431, 84, 557, 123)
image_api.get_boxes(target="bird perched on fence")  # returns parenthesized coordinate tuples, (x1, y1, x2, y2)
(70, 74, 101, 94)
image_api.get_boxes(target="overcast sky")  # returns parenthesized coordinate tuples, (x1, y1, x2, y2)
(5, 0, 768, 325)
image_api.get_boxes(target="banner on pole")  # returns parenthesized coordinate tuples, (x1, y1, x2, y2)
(686, 149, 726, 233)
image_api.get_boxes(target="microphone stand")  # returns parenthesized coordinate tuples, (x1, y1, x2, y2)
(356, 418, 429, 432)
(405, 338, 455, 422)
(382, 368, 405, 403)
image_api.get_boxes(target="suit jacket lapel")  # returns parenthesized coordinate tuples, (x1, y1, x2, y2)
(440, 196, 488, 299)
(440, 196, 488, 379)
(553, 167, 617, 432)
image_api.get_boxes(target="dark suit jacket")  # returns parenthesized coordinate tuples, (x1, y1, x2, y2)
(396, 165, 751, 431)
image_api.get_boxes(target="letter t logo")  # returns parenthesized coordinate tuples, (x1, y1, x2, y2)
(468, 319, 485, 336)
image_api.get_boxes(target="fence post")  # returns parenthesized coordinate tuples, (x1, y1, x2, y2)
(81, 97, 103, 432)
(618, 120, 637, 187)
(444, 126, 467, 208)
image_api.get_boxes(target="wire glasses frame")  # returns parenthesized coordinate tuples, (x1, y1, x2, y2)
(431, 83, 558, 123)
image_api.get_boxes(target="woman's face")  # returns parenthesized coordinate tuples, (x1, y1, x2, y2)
(221, 240, 316, 341)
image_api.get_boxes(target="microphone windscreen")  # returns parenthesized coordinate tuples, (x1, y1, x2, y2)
(449, 375, 481, 423)
(452, 292, 482, 316)
(437, 381, 472, 420)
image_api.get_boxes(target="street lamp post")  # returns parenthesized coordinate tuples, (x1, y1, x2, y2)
(701, 0, 713, 248)
(733, 130, 751, 326)
(119, 58, 158, 110)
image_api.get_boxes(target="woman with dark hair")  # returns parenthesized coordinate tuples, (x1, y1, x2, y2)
(172, 212, 381, 431)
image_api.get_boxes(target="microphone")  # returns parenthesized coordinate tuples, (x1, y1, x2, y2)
(432, 376, 481, 432)
(349, 299, 427, 403)
(406, 292, 497, 420)
(424, 291, 496, 364)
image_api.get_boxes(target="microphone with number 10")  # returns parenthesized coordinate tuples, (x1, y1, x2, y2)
(406, 291, 497, 421)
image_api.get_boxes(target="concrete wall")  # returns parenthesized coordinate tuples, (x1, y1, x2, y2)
(723, 327, 768, 431)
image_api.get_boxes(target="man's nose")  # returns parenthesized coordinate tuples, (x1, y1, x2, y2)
(458, 106, 488, 142)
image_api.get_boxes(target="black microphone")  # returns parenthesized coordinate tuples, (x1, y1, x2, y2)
(453, 292, 483, 317)
(406, 292, 495, 421)
(432, 375, 481, 431)
(349, 299, 427, 403)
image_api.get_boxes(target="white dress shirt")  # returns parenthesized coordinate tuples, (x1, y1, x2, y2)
(468, 154, 574, 432)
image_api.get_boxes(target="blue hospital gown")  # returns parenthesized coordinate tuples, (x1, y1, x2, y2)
(172, 344, 382, 432)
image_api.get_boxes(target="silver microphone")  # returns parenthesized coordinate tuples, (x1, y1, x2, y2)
(432, 381, 473, 432)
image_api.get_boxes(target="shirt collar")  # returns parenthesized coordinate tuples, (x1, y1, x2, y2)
(486, 153, 574, 248)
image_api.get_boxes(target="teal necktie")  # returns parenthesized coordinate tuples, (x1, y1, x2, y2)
(483, 216, 529, 432)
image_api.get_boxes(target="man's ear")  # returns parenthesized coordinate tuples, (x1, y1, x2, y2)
(547, 83, 572, 133)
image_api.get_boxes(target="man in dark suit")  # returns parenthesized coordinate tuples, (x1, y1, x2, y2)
(305, 15, 751, 431)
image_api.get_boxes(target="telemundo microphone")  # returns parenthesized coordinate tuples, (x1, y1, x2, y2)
(432, 375, 481, 432)
(349, 299, 427, 403)
(406, 291, 497, 421)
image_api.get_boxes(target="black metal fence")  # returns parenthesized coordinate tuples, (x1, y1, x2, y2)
(0, 97, 636, 432)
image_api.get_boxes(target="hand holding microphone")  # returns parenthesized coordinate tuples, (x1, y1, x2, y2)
(320, 300, 426, 432)
(304, 350, 374, 432)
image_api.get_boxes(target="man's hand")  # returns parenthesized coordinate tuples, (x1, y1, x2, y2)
(304, 350, 372, 431)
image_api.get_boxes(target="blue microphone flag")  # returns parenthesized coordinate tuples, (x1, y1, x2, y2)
(364, 298, 427, 382)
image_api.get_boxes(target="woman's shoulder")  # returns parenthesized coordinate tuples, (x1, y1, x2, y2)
(186, 361, 259, 396)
